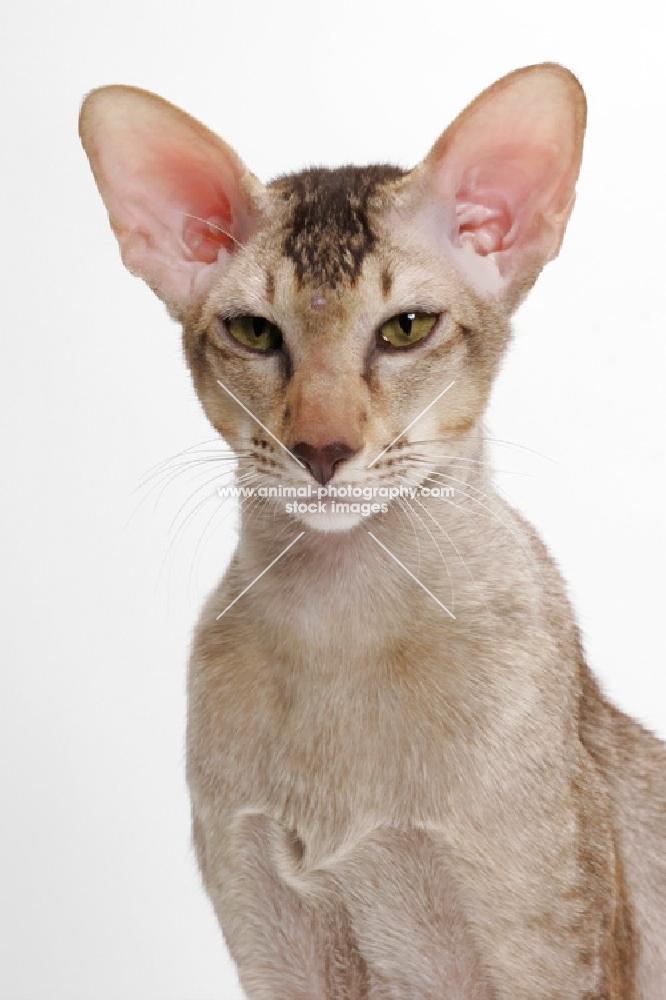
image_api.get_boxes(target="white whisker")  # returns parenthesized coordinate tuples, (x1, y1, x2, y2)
(425, 469, 544, 582)
(397, 474, 496, 615)
(396, 497, 423, 578)
(485, 436, 555, 463)
(396, 488, 455, 612)
(181, 212, 245, 251)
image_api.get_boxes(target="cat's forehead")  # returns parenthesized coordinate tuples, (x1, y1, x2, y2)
(267, 165, 406, 291)
(202, 162, 480, 334)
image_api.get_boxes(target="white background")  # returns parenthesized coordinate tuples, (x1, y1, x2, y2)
(2, 1, 665, 997)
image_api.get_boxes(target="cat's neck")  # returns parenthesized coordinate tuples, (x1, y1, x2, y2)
(219, 425, 563, 684)
(231, 428, 531, 644)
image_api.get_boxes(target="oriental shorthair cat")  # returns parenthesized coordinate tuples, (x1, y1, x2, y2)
(79, 64, 666, 998)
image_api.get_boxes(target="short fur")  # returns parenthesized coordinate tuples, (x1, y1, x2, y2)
(79, 64, 666, 998)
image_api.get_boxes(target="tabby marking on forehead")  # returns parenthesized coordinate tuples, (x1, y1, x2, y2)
(270, 165, 406, 290)
(265, 271, 275, 304)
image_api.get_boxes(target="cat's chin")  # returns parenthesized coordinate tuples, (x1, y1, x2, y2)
(291, 510, 368, 534)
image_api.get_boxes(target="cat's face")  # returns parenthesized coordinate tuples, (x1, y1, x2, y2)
(184, 166, 509, 532)
(79, 65, 586, 533)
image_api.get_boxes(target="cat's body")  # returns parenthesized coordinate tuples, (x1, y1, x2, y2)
(80, 65, 666, 998)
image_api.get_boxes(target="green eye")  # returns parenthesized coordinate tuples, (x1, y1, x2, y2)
(226, 316, 283, 351)
(378, 312, 438, 349)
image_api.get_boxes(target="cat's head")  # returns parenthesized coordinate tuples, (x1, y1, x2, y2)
(79, 64, 585, 533)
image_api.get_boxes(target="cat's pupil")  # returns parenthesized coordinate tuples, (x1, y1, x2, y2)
(399, 313, 415, 337)
(253, 317, 267, 338)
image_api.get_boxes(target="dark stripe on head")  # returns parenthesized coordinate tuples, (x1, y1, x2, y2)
(266, 270, 275, 304)
(270, 165, 405, 289)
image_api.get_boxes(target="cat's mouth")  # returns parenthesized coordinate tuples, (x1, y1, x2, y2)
(255, 476, 390, 533)
(288, 502, 378, 534)
(237, 457, 440, 533)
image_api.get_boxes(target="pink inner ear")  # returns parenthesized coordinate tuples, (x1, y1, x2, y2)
(134, 148, 238, 262)
(455, 156, 530, 255)
(452, 144, 560, 260)
(151, 157, 237, 262)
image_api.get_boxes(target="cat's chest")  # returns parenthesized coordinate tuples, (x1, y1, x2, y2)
(189, 626, 502, 866)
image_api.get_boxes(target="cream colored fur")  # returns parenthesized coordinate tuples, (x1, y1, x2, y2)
(79, 64, 666, 998)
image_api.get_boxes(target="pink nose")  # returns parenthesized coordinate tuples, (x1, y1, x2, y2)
(290, 441, 358, 486)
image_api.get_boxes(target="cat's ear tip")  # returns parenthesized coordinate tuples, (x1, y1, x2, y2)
(504, 61, 584, 88)
(79, 85, 148, 146)
(480, 63, 587, 119)
(80, 83, 139, 116)
(78, 84, 197, 141)
(508, 62, 587, 119)
(515, 61, 582, 80)
(541, 62, 586, 106)
(80, 83, 166, 108)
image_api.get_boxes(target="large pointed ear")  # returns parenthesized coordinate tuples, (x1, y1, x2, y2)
(413, 63, 586, 311)
(79, 86, 263, 318)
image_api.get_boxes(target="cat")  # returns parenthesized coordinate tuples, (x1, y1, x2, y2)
(79, 63, 666, 998)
